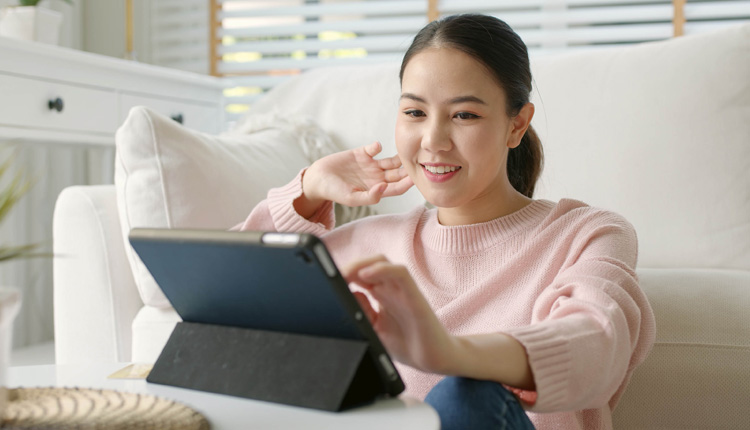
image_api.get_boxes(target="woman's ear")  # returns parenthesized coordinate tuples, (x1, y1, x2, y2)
(507, 103, 535, 149)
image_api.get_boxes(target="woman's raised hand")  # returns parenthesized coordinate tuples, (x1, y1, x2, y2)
(295, 142, 414, 218)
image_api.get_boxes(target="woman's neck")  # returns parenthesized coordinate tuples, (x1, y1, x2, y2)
(436, 188, 533, 226)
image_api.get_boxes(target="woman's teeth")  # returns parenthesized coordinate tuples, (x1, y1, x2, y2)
(423, 165, 459, 174)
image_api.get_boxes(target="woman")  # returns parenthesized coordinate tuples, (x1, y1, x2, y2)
(237, 14, 655, 430)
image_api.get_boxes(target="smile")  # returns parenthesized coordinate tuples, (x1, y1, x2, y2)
(420, 164, 461, 183)
(422, 165, 460, 174)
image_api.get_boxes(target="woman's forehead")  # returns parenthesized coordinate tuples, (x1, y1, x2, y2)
(401, 48, 505, 103)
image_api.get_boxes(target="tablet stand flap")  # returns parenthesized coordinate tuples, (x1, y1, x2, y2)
(146, 322, 384, 412)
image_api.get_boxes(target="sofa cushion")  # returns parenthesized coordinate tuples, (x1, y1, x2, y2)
(614, 268, 750, 428)
(114, 106, 336, 307)
(530, 23, 750, 271)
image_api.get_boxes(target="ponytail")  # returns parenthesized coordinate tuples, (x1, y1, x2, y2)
(507, 124, 543, 198)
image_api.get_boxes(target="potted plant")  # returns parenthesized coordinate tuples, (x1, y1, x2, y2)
(0, 0, 73, 45)
(0, 154, 36, 263)
(0, 151, 29, 416)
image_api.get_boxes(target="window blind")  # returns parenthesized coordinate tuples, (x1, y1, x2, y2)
(214, 0, 428, 123)
(440, 0, 750, 56)
(147, 0, 750, 127)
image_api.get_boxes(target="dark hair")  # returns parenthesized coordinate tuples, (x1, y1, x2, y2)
(399, 14, 543, 198)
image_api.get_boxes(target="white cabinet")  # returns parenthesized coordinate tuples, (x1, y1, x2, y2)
(0, 36, 224, 144)
(0, 37, 225, 350)
(0, 73, 118, 134)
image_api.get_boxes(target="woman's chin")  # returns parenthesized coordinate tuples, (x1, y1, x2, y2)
(413, 182, 465, 209)
(422, 194, 461, 210)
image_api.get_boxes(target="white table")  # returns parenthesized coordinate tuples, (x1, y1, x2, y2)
(8, 363, 440, 430)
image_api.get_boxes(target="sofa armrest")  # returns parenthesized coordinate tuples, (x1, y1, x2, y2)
(53, 185, 142, 364)
(614, 268, 750, 429)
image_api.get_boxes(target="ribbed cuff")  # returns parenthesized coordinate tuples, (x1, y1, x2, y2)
(267, 168, 335, 235)
(505, 322, 573, 412)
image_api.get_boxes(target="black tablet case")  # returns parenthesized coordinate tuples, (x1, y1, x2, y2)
(129, 229, 403, 411)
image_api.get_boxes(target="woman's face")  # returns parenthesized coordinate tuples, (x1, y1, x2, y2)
(396, 47, 530, 223)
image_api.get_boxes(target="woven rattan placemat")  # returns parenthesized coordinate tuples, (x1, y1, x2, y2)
(1, 387, 210, 429)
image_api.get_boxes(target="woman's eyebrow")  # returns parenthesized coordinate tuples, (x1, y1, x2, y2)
(448, 95, 486, 105)
(399, 93, 487, 105)
(400, 93, 426, 103)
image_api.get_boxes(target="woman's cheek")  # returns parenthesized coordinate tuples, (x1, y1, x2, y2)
(395, 121, 420, 158)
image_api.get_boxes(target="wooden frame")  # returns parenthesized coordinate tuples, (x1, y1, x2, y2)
(428, 0, 439, 22)
(125, 0, 134, 59)
(673, 0, 687, 37)
(209, 0, 222, 76)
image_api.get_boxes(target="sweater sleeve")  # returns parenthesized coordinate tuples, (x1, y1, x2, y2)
(504, 213, 656, 413)
(232, 168, 335, 236)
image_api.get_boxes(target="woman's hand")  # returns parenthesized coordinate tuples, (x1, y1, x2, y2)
(344, 255, 536, 390)
(294, 142, 414, 218)
(343, 255, 459, 374)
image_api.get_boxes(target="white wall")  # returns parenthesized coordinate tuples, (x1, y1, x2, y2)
(80, 0, 152, 63)
(0, 0, 152, 60)
(0, 0, 81, 48)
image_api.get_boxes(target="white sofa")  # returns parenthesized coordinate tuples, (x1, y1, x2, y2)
(54, 24, 750, 428)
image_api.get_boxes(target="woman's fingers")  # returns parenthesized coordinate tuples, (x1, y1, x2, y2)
(342, 254, 389, 284)
(378, 154, 403, 170)
(344, 173, 408, 206)
(352, 291, 378, 325)
(363, 141, 383, 158)
(366, 182, 388, 202)
(345, 255, 414, 294)
(382, 175, 414, 197)
(383, 165, 408, 182)
(358, 260, 412, 287)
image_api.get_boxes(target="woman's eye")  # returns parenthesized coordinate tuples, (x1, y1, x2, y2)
(404, 110, 425, 118)
(455, 112, 479, 120)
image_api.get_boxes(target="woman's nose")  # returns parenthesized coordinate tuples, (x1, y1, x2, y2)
(421, 119, 452, 152)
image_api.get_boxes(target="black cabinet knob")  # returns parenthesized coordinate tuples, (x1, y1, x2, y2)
(170, 113, 184, 124)
(48, 97, 64, 112)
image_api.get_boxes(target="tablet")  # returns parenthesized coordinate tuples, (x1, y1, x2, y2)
(128, 228, 405, 397)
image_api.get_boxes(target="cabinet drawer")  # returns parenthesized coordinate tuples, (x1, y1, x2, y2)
(0, 73, 118, 134)
(120, 94, 221, 134)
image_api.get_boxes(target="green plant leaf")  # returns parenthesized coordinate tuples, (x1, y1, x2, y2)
(0, 244, 42, 262)
(0, 147, 43, 264)
(0, 161, 32, 227)
(17, 0, 73, 7)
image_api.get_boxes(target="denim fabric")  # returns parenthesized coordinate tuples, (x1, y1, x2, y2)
(424, 377, 536, 430)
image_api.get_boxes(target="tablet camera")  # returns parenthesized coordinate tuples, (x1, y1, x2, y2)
(296, 251, 313, 265)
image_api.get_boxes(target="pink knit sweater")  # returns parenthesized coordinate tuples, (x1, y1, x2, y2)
(236, 170, 656, 430)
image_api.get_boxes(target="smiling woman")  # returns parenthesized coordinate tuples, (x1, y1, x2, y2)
(398, 14, 543, 202)
(235, 13, 655, 430)
(396, 46, 535, 226)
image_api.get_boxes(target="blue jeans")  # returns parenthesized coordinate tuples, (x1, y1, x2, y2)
(424, 377, 536, 430)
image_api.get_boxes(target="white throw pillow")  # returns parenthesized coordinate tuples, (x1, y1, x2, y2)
(114, 106, 335, 307)
(530, 23, 750, 271)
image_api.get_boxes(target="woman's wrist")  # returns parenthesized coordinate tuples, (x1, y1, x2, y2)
(448, 333, 535, 390)
(293, 166, 327, 219)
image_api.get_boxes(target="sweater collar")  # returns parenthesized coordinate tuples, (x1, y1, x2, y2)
(421, 199, 555, 254)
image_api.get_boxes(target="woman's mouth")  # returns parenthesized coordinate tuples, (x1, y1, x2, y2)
(421, 164, 461, 182)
